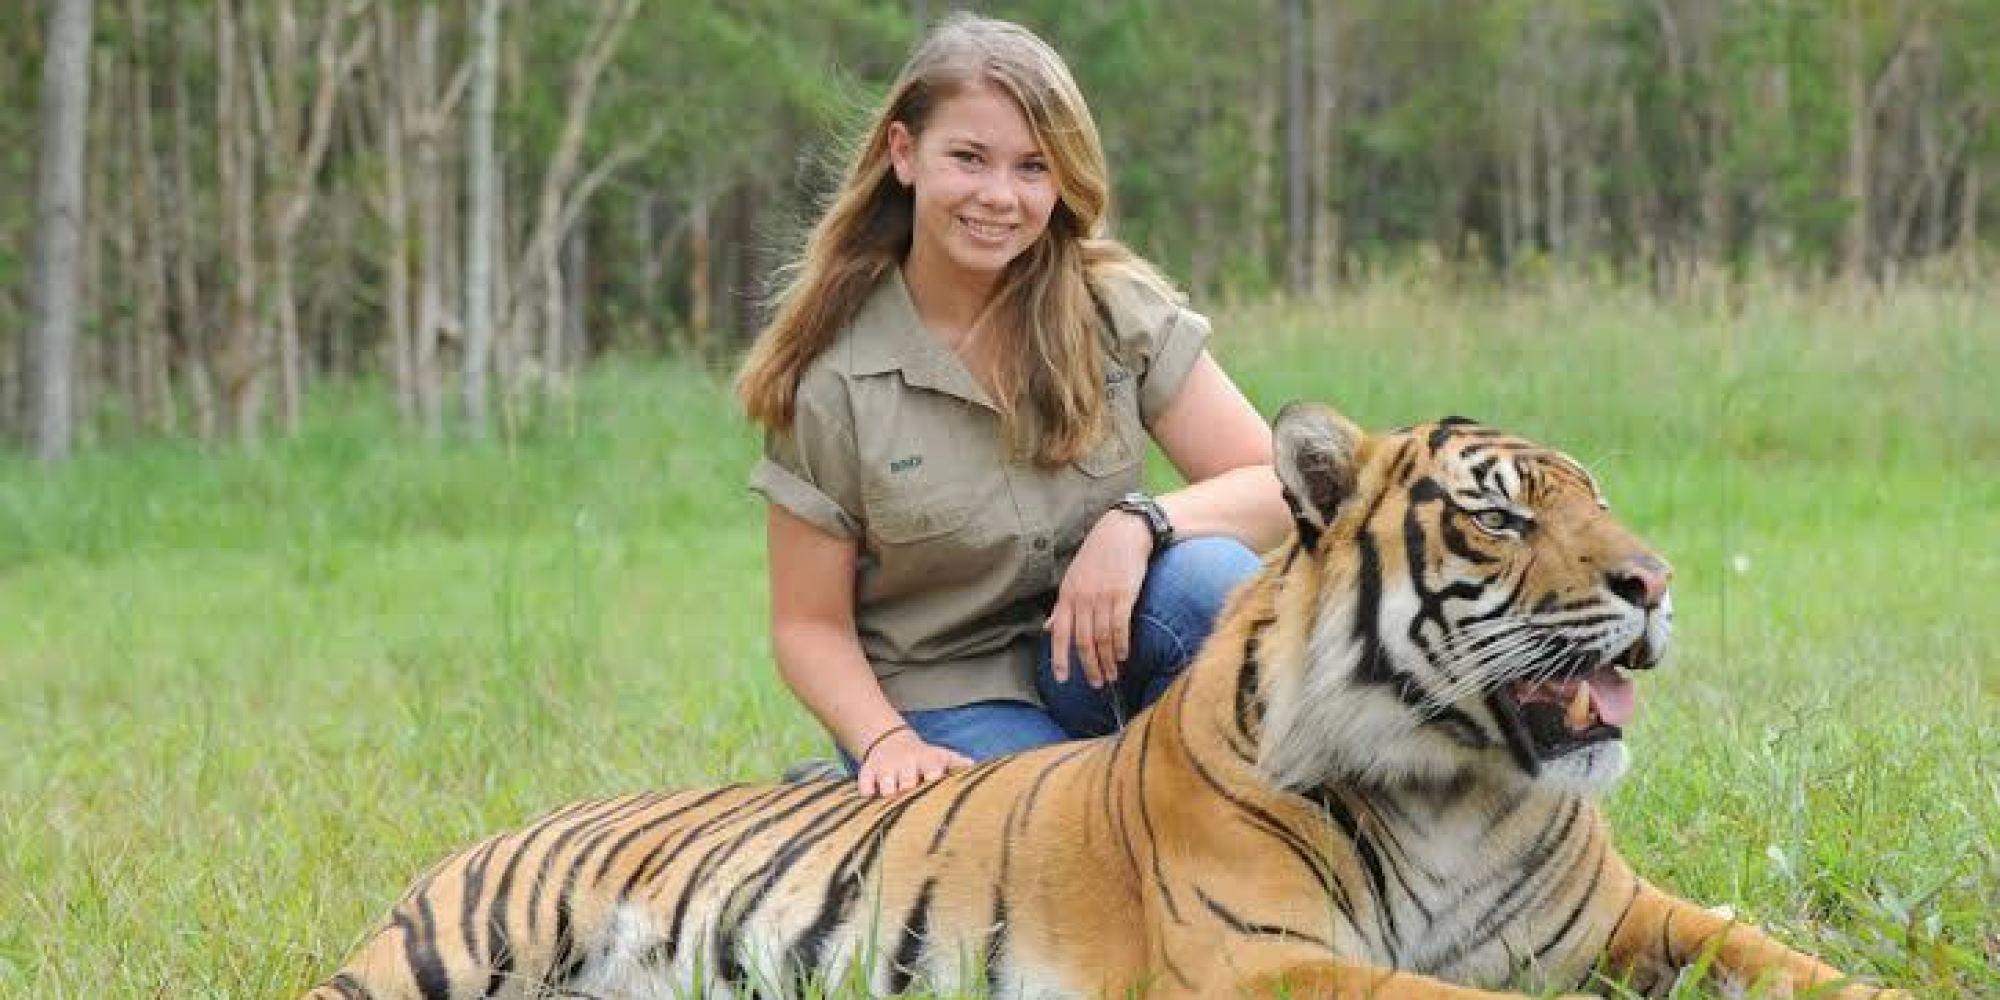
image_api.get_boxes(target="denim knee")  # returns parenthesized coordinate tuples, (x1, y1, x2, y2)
(1135, 535, 1262, 645)
(1035, 535, 1262, 736)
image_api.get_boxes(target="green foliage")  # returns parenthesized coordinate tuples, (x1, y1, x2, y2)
(8, 0, 2000, 450)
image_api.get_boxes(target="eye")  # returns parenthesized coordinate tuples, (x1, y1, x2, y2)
(1018, 160, 1050, 177)
(1470, 509, 1523, 535)
(951, 150, 983, 167)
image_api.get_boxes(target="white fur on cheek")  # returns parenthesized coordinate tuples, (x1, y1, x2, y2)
(1259, 592, 1481, 792)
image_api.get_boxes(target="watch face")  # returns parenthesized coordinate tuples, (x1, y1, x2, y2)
(1114, 495, 1168, 548)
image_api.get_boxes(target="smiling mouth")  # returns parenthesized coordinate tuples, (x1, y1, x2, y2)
(1490, 640, 1650, 762)
(958, 216, 1017, 243)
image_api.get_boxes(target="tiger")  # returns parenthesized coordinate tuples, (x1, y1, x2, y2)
(304, 403, 1904, 1000)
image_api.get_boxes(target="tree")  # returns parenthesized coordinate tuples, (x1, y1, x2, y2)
(25, 0, 94, 462)
(1282, 0, 1309, 293)
(255, 0, 371, 435)
(461, 0, 499, 438)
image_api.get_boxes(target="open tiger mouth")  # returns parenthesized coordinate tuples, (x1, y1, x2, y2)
(1490, 640, 1650, 763)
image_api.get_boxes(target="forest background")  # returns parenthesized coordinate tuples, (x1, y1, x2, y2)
(4, 1, 1997, 996)
(7, 0, 1999, 452)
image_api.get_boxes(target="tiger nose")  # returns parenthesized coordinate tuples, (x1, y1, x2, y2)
(1605, 554, 1672, 610)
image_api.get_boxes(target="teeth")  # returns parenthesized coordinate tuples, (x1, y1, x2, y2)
(1566, 683, 1594, 729)
(960, 218, 1012, 240)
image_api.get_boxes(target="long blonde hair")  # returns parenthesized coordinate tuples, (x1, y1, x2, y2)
(735, 14, 1178, 466)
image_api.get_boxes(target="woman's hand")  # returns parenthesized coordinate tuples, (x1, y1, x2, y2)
(1047, 509, 1153, 689)
(856, 727, 972, 797)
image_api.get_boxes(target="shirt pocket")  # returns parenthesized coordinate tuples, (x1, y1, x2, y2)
(866, 478, 978, 544)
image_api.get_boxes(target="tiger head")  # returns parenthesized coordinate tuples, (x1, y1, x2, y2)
(1257, 403, 1673, 797)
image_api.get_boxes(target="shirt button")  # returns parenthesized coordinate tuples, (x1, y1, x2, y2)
(1032, 536, 1049, 551)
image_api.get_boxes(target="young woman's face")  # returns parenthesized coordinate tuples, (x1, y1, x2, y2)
(889, 82, 1060, 286)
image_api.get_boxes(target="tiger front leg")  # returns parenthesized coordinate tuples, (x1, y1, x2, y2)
(1208, 941, 1592, 1000)
(1237, 960, 1596, 999)
(1599, 882, 1905, 999)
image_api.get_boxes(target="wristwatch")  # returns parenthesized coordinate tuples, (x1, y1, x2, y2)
(1111, 492, 1175, 555)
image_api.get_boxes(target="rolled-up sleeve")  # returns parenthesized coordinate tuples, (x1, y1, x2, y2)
(749, 372, 862, 540)
(1137, 305, 1212, 426)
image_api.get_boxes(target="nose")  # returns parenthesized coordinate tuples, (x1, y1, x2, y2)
(976, 172, 1018, 210)
(1605, 554, 1671, 610)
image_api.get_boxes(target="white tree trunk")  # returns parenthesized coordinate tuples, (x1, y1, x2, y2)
(412, 0, 447, 440)
(1960, 160, 1980, 259)
(1282, 0, 1309, 294)
(462, 0, 501, 437)
(1840, 0, 1872, 281)
(563, 226, 587, 365)
(215, 0, 266, 442)
(1309, 0, 1340, 291)
(687, 196, 711, 354)
(26, 0, 95, 462)
(372, 3, 414, 423)
(127, 0, 175, 434)
(168, 10, 217, 440)
(256, 0, 369, 437)
(520, 0, 640, 395)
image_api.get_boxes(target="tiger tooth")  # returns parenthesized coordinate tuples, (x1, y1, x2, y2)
(1567, 683, 1593, 729)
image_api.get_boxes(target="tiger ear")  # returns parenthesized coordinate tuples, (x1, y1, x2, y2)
(1274, 402, 1365, 547)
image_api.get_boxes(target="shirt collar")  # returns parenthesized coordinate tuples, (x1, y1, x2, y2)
(849, 266, 996, 410)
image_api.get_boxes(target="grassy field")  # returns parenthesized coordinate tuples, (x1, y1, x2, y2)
(2, 277, 1995, 997)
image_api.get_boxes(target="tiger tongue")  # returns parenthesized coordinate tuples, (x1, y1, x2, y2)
(1586, 668, 1636, 727)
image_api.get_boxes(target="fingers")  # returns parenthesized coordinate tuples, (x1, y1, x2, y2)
(1047, 605, 1073, 684)
(1066, 593, 1107, 689)
(857, 761, 909, 798)
(1075, 607, 1105, 689)
(857, 743, 970, 798)
(1092, 597, 1123, 684)
(1055, 605, 1101, 689)
(1112, 593, 1135, 666)
(917, 755, 947, 784)
(1054, 592, 1131, 690)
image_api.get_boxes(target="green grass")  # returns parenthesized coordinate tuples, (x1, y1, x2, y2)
(2, 278, 1995, 997)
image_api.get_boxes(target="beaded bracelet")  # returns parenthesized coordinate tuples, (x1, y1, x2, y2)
(858, 723, 913, 765)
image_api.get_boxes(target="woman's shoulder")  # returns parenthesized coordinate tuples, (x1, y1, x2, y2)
(794, 341, 855, 411)
(1094, 267, 1199, 331)
(1091, 267, 1204, 354)
(803, 269, 908, 381)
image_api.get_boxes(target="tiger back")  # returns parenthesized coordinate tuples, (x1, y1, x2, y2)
(304, 403, 1900, 1000)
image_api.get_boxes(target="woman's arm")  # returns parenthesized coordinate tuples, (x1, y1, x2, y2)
(1048, 350, 1289, 686)
(1148, 351, 1290, 550)
(767, 504, 970, 794)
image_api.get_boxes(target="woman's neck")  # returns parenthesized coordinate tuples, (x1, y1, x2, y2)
(900, 245, 1000, 347)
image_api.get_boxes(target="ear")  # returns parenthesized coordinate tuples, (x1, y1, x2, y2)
(1274, 402, 1365, 546)
(887, 121, 916, 187)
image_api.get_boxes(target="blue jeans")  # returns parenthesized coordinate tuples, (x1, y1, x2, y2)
(886, 536, 1261, 764)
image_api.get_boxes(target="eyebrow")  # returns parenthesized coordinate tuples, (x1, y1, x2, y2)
(943, 136, 1045, 159)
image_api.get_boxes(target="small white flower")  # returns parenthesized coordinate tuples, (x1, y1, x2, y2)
(1764, 844, 1793, 879)
(1730, 553, 1752, 575)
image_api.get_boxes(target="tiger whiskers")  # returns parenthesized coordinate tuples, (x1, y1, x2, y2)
(1427, 615, 1635, 702)
(1417, 625, 1562, 717)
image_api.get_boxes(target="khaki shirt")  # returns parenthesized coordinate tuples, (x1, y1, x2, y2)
(750, 268, 1210, 711)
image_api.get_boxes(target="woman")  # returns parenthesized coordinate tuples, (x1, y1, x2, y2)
(737, 15, 1291, 797)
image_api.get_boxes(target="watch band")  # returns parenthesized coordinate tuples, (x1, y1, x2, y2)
(1112, 492, 1175, 554)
